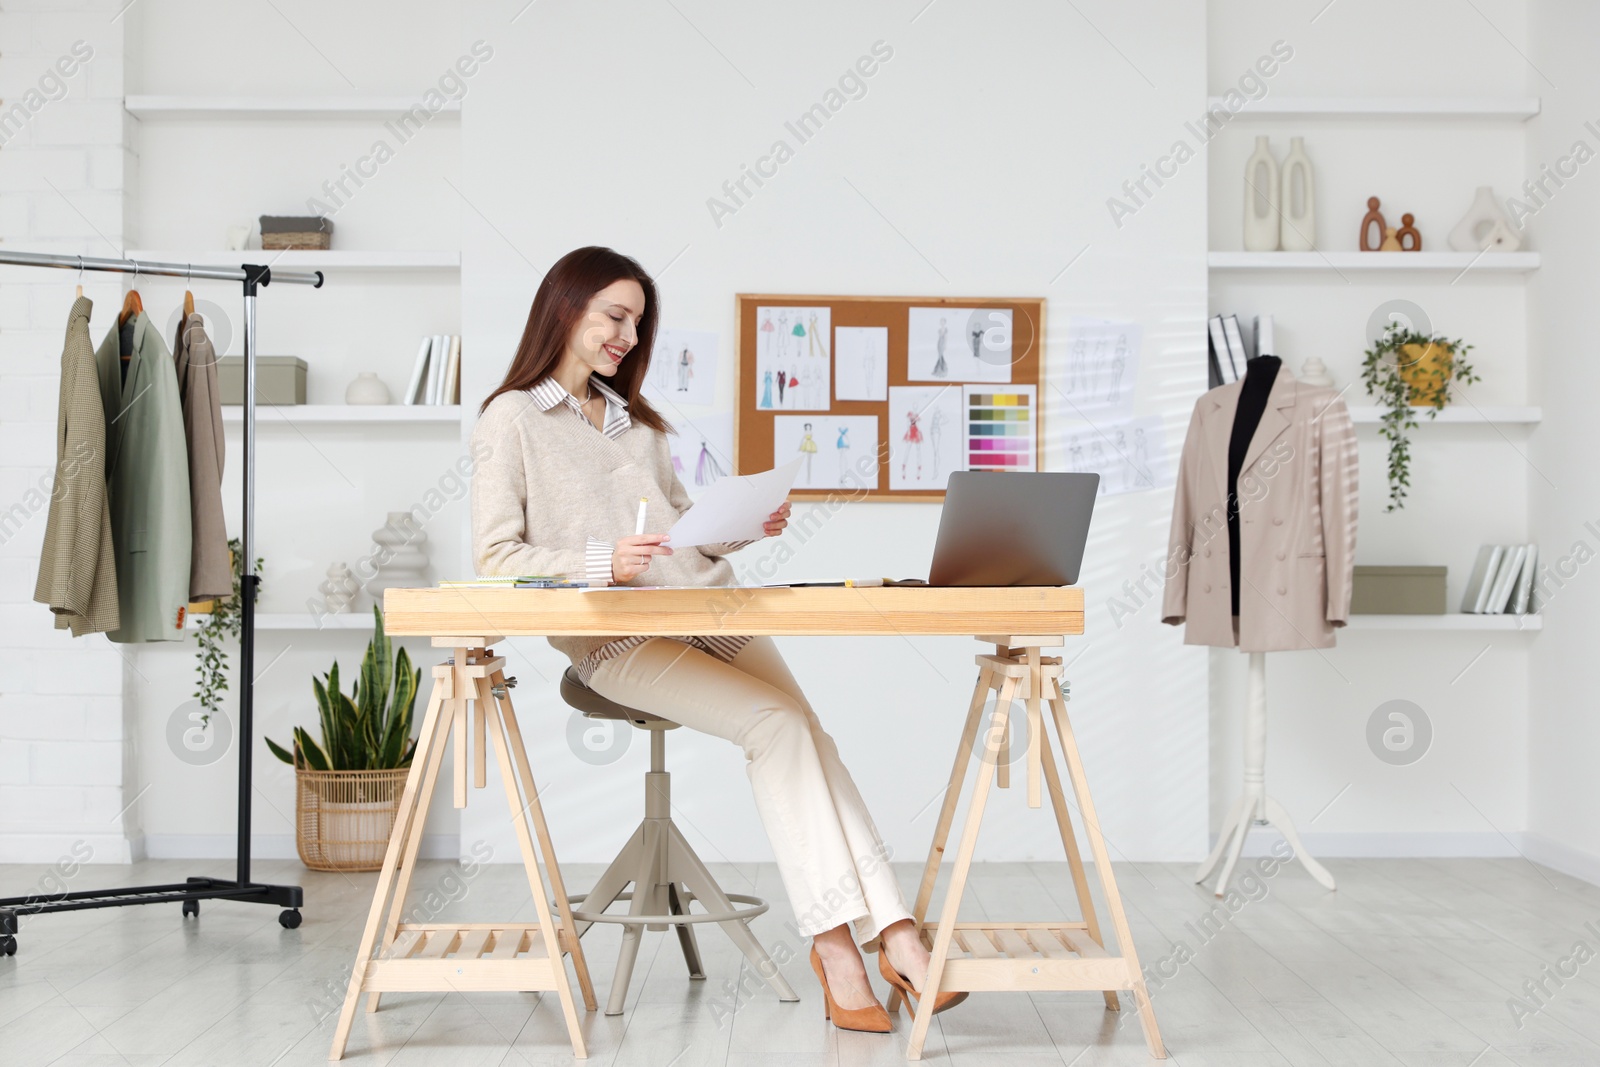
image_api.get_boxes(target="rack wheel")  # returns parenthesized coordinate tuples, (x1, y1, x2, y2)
(278, 909, 302, 930)
(1, 935, 16, 956)
(182, 899, 199, 918)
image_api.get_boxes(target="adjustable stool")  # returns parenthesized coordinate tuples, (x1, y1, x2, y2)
(556, 668, 800, 1015)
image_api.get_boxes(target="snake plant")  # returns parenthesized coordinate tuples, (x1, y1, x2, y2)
(266, 606, 420, 771)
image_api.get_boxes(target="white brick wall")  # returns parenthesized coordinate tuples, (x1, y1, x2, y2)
(0, 0, 141, 865)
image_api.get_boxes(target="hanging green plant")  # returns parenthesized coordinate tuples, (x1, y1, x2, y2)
(193, 537, 263, 729)
(1360, 323, 1479, 512)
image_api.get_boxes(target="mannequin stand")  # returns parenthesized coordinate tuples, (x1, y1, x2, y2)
(1193, 651, 1336, 895)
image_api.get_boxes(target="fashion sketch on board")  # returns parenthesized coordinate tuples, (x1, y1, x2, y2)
(834, 326, 888, 401)
(1061, 316, 1141, 417)
(755, 306, 832, 410)
(888, 385, 962, 491)
(776, 415, 879, 490)
(650, 328, 716, 407)
(666, 412, 735, 501)
(906, 306, 1012, 383)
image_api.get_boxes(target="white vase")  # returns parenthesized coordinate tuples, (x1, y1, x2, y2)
(318, 562, 360, 613)
(344, 372, 391, 405)
(1278, 137, 1315, 251)
(1299, 357, 1334, 388)
(1448, 186, 1522, 252)
(366, 511, 429, 596)
(1243, 136, 1281, 252)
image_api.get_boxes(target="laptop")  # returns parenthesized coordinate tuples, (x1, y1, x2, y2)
(925, 471, 1099, 587)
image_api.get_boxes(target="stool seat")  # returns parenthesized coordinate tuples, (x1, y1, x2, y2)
(560, 667, 678, 729)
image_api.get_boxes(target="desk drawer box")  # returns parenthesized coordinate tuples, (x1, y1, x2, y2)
(1351, 565, 1447, 615)
(218, 356, 307, 405)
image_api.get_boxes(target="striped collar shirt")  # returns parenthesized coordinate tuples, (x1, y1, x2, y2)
(529, 375, 631, 440)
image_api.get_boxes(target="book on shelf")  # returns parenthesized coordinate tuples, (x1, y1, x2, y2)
(404, 337, 431, 405)
(1511, 543, 1538, 614)
(1207, 315, 1238, 387)
(1222, 315, 1248, 376)
(1484, 544, 1526, 614)
(1460, 543, 1540, 614)
(403, 334, 462, 406)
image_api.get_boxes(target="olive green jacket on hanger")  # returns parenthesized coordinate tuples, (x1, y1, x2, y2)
(33, 295, 121, 636)
(173, 312, 230, 601)
(96, 309, 192, 642)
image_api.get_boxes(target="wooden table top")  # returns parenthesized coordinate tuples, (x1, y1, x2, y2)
(382, 585, 1084, 638)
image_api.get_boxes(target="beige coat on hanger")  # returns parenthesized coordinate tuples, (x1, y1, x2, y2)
(1162, 367, 1358, 652)
(33, 295, 120, 636)
(173, 311, 230, 601)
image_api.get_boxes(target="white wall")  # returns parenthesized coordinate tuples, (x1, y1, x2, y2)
(1205, 0, 1541, 859)
(1525, 1, 1600, 884)
(0, 0, 142, 864)
(456, 0, 1209, 865)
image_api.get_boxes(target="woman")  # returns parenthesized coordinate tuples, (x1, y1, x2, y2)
(471, 247, 964, 1032)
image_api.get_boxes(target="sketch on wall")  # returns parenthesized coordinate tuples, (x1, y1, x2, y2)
(907, 307, 1013, 383)
(1060, 317, 1140, 417)
(666, 412, 735, 500)
(774, 414, 879, 490)
(647, 328, 718, 408)
(756, 306, 831, 411)
(888, 386, 962, 491)
(1062, 414, 1171, 496)
(834, 326, 888, 401)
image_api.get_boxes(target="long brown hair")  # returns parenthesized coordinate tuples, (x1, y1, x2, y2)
(480, 246, 672, 433)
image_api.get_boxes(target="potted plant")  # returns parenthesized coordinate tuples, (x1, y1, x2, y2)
(1361, 322, 1479, 511)
(266, 606, 420, 871)
(192, 538, 261, 728)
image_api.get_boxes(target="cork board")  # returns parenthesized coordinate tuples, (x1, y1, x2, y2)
(735, 294, 1047, 502)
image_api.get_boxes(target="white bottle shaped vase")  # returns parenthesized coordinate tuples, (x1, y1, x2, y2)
(1243, 136, 1281, 252)
(1278, 137, 1315, 251)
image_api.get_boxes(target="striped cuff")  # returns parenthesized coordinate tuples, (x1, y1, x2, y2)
(585, 537, 613, 586)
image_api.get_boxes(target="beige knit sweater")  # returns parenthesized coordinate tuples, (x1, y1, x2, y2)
(470, 386, 750, 667)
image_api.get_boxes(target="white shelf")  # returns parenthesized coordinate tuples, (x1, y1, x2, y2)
(221, 405, 460, 424)
(125, 96, 462, 120)
(1209, 251, 1540, 273)
(1207, 96, 1540, 120)
(1347, 614, 1542, 631)
(126, 250, 460, 272)
(1347, 406, 1541, 425)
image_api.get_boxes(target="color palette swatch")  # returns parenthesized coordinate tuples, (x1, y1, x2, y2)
(963, 384, 1036, 472)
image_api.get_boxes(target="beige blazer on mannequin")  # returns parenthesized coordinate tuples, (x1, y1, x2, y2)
(1161, 367, 1358, 651)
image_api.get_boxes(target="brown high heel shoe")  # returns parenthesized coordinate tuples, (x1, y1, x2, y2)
(809, 945, 892, 1033)
(878, 945, 969, 1015)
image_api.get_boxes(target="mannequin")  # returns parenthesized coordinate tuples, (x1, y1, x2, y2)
(1194, 354, 1337, 896)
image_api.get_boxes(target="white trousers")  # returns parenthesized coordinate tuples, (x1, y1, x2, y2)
(586, 635, 913, 945)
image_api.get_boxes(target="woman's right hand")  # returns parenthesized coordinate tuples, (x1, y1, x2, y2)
(611, 534, 673, 584)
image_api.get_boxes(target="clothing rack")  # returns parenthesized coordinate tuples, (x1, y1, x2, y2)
(0, 249, 324, 954)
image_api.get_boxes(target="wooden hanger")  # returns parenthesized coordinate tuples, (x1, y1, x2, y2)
(183, 261, 194, 318)
(119, 262, 141, 362)
(75, 256, 83, 299)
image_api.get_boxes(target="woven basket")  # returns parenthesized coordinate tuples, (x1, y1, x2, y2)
(294, 766, 408, 871)
(262, 230, 330, 251)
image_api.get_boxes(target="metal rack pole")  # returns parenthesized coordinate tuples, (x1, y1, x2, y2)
(0, 250, 323, 951)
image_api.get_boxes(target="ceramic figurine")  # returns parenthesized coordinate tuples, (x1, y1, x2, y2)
(1279, 137, 1315, 251)
(1243, 137, 1282, 251)
(1360, 197, 1387, 251)
(1448, 186, 1522, 252)
(1379, 226, 1402, 251)
(1396, 213, 1422, 251)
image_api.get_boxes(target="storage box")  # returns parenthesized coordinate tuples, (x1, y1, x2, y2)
(259, 214, 332, 250)
(218, 356, 308, 405)
(1351, 565, 1447, 615)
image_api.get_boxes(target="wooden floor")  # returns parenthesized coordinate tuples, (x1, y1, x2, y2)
(2, 856, 1599, 1066)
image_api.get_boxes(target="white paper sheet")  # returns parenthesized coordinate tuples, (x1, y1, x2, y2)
(665, 458, 802, 548)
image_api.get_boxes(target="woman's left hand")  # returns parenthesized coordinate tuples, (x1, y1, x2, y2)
(762, 500, 791, 538)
